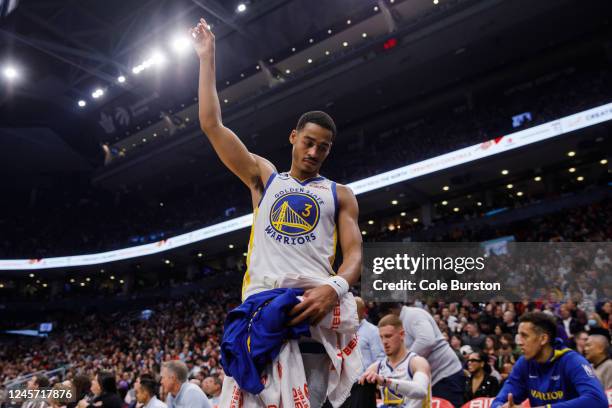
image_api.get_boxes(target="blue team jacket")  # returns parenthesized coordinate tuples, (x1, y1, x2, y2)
(220, 288, 311, 394)
(491, 339, 607, 408)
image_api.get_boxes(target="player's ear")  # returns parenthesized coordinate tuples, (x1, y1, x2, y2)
(289, 129, 297, 145)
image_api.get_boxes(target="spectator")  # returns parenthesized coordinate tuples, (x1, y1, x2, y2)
(201, 376, 222, 407)
(585, 334, 612, 389)
(22, 375, 51, 408)
(161, 360, 211, 408)
(136, 377, 167, 408)
(501, 310, 518, 337)
(574, 331, 589, 356)
(76, 371, 122, 408)
(66, 374, 92, 408)
(558, 303, 582, 341)
(464, 350, 499, 401)
(462, 322, 486, 350)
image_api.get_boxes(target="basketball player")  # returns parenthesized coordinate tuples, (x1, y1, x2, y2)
(359, 314, 432, 408)
(191, 17, 362, 405)
(491, 312, 607, 408)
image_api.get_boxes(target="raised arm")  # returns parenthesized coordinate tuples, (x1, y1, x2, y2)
(190, 18, 270, 189)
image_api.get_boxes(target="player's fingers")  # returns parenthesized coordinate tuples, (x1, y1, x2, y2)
(289, 299, 309, 316)
(288, 305, 315, 326)
(310, 309, 326, 325)
(507, 393, 514, 407)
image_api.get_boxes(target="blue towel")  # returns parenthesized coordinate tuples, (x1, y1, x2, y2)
(220, 288, 311, 394)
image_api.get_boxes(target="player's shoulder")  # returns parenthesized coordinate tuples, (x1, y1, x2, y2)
(557, 348, 590, 368)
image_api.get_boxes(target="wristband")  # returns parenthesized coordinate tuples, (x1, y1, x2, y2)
(326, 276, 349, 298)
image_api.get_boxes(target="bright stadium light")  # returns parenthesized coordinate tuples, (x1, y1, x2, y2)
(237, 3, 246, 12)
(77, 100, 86, 107)
(171, 35, 192, 54)
(150, 51, 166, 66)
(2, 65, 18, 80)
(92, 88, 104, 99)
(117, 75, 126, 83)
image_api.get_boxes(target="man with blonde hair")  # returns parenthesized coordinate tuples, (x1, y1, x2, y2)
(359, 314, 432, 408)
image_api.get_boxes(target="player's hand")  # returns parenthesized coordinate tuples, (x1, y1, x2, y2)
(358, 371, 385, 386)
(190, 18, 214, 60)
(288, 284, 337, 326)
(501, 393, 520, 408)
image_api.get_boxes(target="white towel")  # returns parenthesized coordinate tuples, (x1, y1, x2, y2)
(219, 274, 362, 408)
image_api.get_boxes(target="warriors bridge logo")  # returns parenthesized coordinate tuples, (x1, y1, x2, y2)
(269, 193, 320, 236)
(265, 193, 320, 245)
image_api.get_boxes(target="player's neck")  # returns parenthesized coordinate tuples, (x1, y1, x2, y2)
(535, 345, 554, 364)
(388, 348, 408, 367)
(289, 167, 319, 182)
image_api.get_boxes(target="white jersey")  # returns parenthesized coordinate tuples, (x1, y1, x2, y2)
(242, 172, 339, 300)
(377, 352, 432, 408)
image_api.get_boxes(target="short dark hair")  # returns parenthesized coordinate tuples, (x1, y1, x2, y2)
(97, 371, 117, 395)
(519, 311, 557, 344)
(296, 111, 337, 140)
(35, 375, 50, 388)
(139, 378, 158, 397)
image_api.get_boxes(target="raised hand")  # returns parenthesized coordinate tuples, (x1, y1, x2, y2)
(190, 18, 214, 60)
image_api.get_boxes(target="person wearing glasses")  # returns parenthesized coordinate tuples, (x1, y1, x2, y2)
(464, 350, 499, 402)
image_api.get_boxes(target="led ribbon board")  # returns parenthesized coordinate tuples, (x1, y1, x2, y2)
(1, 102, 610, 270)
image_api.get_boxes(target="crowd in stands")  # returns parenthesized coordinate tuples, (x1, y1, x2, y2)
(1, 64, 610, 259)
(1, 194, 611, 407)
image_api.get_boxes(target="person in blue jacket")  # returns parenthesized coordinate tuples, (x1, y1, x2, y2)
(491, 311, 607, 408)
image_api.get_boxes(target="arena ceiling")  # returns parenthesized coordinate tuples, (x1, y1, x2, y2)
(0, 0, 610, 190)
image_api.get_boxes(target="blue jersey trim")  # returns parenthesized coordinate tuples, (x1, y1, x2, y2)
(257, 172, 277, 207)
(331, 182, 339, 223)
(287, 173, 325, 186)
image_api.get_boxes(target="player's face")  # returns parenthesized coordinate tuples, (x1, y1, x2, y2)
(379, 325, 404, 356)
(290, 123, 333, 175)
(517, 322, 547, 360)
